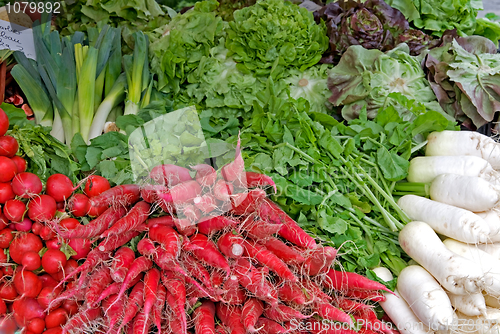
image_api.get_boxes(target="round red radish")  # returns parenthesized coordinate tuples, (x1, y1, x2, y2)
(0, 316, 17, 333)
(45, 238, 61, 250)
(11, 156, 26, 173)
(0, 229, 13, 248)
(15, 218, 32, 232)
(28, 195, 56, 222)
(31, 222, 43, 235)
(0, 157, 17, 183)
(62, 300, 78, 317)
(21, 252, 41, 271)
(13, 297, 45, 326)
(0, 282, 18, 300)
(9, 233, 43, 264)
(0, 109, 9, 137)
(13, 270, 42, 298)
(59, 218, 79, 230)
(56, 202, 64, 212)
(0, 250, 6, 263)
(0, 183, 14, 203)
(39, 226, 56, 241)
(46, 174, 74, 202)
(0, 136, 18, 157)
(12, 173, 43, 198)
(4, 199, 26, 222)
(27, 318, 45, 334)
(0, 213, 8, 229)
(49, 258, 77, 282)
(43, 327, 63, 334)
(45, 308, 67, 328)
(68, 238, 91, 260)
(0, 299, 5, 315)
(84, 175, 110, 198)
(37, 286, 62, 311)
(41, 249, 66, 274)
(2, 266, 13, 276)
(67, 194, 89, 217)
(38, 274, 58, 289)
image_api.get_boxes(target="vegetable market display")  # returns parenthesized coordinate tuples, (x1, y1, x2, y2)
(2, 0, 500, 332)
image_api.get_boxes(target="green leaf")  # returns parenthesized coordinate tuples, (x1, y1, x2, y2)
(376, 147, 409, 181)
(60, 241, 78, 260)
(318, 212, 348, 235)
(319, 133, 343, 159)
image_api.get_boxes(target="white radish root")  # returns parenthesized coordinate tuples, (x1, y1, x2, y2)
(429, 174, 500, 213)
(425, 131, 500, 170)
(407, 156, 498, 184)
(373, 267, 433, 334)
(476, 211, 500, 242)
(399, 221, 486, 295)
(483, 293, 500, 308)
(446, 292, 486, 317)
(398, 195, 491, 243)
(397, 265, 456, 331)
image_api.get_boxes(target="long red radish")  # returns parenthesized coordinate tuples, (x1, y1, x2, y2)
(93, 273, 144, 307)
(258, 198, 317, 249)
(147, 215, 175, 228)
(192, 164, 217, 188)
(217, 232, 245, 259)
(84, 266, 113, 307)
(97, 230, 140, 253)
(242, 298, 264, 332)
(261, 237, 305, 264)
(100, 201, 150, 238)
(58, 206, 127, 239)
(335, 297, 373, 312)
(263, 304, 309, 323)
(157, 180, 202, 204)
(62, 307, 102, 334)
(115, 282, 145, 334)
(245, 172, 277, 193)
(198, 216, 237, 235)
(233, 258, 278, 306)
(184, 233, 230, 277)
(315, 301, 353, 325)
(163, 272, 187, 334)
(194, 300, 216, 334)
(149, 225, 181, 258)
(193, 195, 217, 214)
(254, 318, 288, 334)
(180, 253, 212, 288)
(230, 189, 266, 215)
(221, 138, 245, 183)
(150, 164, 192, 186)
(216, 303, 245, 334)
(89, 184, 140, 208)
(153, 285, 167, 334)
(213, 180, 233, 202)
(139, 268, 160, 333)
(141, 184, 168, 203)
(110, 246, 136, 283)
(220, 275, 246, 305)
(102, 293, 125, 334)
(243, 218, 281, 240)
(277, 281, 307, 305)
(137, 238, 158, 257)
(324, 269, 393, 294)
(131, 305, 153, 334)
(342, 289, 386, 302)
(302, 246, 337, 276)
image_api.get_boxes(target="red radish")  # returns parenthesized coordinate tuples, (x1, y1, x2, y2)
(0, 136, 18, 157)
(278, 282, 307, 306)
(96, 230, 140, 253)
(37, 286, 63, 310)
(163, 273, 187, 334)
(315, 301, 353, 325)
(324, 269, 392, 294)
(62, 300, 78, 317)
(181, 254, 212, 289)
(46, 174, 76, 203)
(62, 308, 101, 334)
(263, 304, 309, 323)
(244, 218, 281, 240)
(234, 258, 279, 306)
(183, 204, 202, 222)
(198, 216, 237, 235)
(193, 195, 217, 214)
(0, 249, 6, 262)
(0, 183, 14, 203)
(0, 108, 9, 136)
(140, 268, 160, 333)
(173, 218, 197, 236)
(192, 164, 217, 188)
(102, 293, 125, 333)
(0, 229, 13, 248)
(341, 289, 386, 302)
(9, 233, 43, 263)
(158, 180, 202, 204)
(261, 237, 305, 264)
(245, 172, 277, 193)
(45, 308, 67, 328)
(185, 233, 230, 277)
(21, 252, 41, 271)
(152, 285, 167, 334)
(259, 198, 317, 249)
(39, 226, 56, 241)
(255, 318, 288, 334)
(43, 328, 63, 334)
(100, 201, 150, 238)
(38, 274, 58, 289)
(147, 215, 175, 228)
(0, 299, 5, 315)
(216, 303, 245, 334)
(149, 225, 180, 259)
(31, 222, 43, 235)
(336, 297, 373, 312)
(221, 139, 245, 183)
(15, 218, 32, 232)
(28, 195, 56, 222)
(221, 275, 246, 305)
(242, 298, 264, 332)
(231, 189, 266, 216)
(140, 184, 168, 203)
(27, 317, 45, 334)
(59, 206, 127, 239)
(217, 232, 245, 259)
(110, 246, 136, 282)
(59, 218, 79, 230)
(84, 175, 110, 198)
(84, 266, 113, 307)
(2, 266, 13, 276)
(149, 164, 192, 186)
(42, 249, 67, 274)
(86, 203, 107, 217)
(89, 184, 140, 208)
(67, 238, 90, 260)
(11, 156, 26, 173)
(12, 297, 45, 326)
(45, 238, 62, 251)
(131, 307, 152, 334)
(115, 282, 145, 334)
(137, 238, 157, 257)
(194, 300, 216, 334)
(213, 180, 233, 202)
(302, 246, 337, 276)
(0, 157, 17, 182)
(93, 273, 143, 307)
(0, 281, 18, 300)
(0, 317, 17, 334)
(11, 173, 42, 198)
(67, 194, 89, 217)
(0, 214, 6, 230)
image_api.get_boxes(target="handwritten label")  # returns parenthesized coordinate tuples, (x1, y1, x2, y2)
(0, 19, 35, 60)
(299, 0, 322, 12)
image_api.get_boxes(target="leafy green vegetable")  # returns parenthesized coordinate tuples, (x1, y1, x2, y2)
(225, 0, 328, 78)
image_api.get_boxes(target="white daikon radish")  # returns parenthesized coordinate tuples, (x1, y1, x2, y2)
(483, 293, 500, 308)
(425, 131, 500, 170)
(399, 221, 486, 295)
(429, 174, 500, 212)
(373, 267, 433, 334)
(398, 195, 491, 243)
(443, 239, 500, 298)
(397, 265, 456, 331)
(446, 292, 486, 316)
(476, 211, 500, 241)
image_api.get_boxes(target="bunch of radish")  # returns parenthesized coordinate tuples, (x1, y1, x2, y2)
(381, 130, 500, 333)
(0, 140, 396, 334)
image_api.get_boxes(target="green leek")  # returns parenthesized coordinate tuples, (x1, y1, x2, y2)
(78, 46, 98, 144)
(124, 31, 148, 115)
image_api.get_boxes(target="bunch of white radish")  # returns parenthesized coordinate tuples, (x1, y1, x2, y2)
(377, 131, 500, 334)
